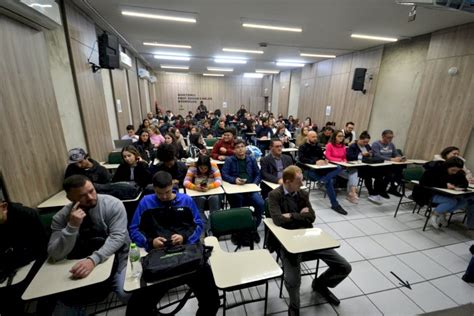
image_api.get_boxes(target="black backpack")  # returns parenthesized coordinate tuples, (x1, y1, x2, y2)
(94, 182, 141, 200)
(0, 246, 35, 285)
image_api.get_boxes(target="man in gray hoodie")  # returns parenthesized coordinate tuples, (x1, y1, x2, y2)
(48, 175, 130, 309)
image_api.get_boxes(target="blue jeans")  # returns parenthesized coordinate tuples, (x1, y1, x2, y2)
(307, 165, 343, 208)
(227, 192, 265, 228)
(432, 195, 474, 215)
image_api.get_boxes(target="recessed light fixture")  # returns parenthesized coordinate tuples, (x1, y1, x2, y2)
(243, 73, 264, 78)
(255, 69, 280, 74)
(207, 67, 234, 72)
(276, 60, 305, 67)
(300, 53, 336, 58)
(144, 42, 192, 49)
(165, 72, 188, 75)
(153, 51, 190, 57)
(351, 34, 398, 42)
(121, 8, 197, 23)
(160, 65, 189, 70)
(222, 48, 264, 54)
(154, 55, 190, 61)
(29, 3, 53, 8)
(203, 73, 225, 77)
(242, 23, 302, 32)
(214, 56, 247, 64)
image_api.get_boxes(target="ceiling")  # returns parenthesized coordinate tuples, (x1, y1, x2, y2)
(82, 0, 474, 75)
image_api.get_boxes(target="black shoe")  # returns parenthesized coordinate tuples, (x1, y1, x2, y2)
(312, 281, 340, 306)
(379, 192, 390, 199)
(288, 306, 300, 316)
(253, 231, 261, 243)
(387, 188, 403, 197)
(331, 205, 347, 215)
(462, 274, 474, 283)
(470, 245, 474, 255)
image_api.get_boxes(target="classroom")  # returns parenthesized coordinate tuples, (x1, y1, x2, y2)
(1, 0, 474, 315)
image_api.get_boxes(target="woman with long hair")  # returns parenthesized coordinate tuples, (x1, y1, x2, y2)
(112, 145, 152, 187)
(164, 132, 187, 159)
(134, 129, 155, 162)
(188, 133, 207, 158)
(295, 126, 309, 147)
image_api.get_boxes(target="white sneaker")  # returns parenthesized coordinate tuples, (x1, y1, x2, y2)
(439, 215, 448, 227)
(368, 195, 383, 205)
(430, 215, 441, 229)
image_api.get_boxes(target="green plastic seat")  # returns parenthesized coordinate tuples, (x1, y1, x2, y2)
(209, 208, 255, 238)
(403, 165, 424, 182)
(108, 151, 122, 164)
(205, 138, 219, 147)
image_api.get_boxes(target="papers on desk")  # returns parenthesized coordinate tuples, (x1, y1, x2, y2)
(304, 163, 338, 170)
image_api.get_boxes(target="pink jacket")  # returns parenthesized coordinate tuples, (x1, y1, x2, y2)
(325, 143, 347, 162)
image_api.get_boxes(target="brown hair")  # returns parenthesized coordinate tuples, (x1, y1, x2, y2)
(282, 165, 302, 182)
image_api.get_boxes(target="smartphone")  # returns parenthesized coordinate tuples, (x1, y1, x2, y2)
(200, 179, 208, 187)
(241, 178, 247, 183)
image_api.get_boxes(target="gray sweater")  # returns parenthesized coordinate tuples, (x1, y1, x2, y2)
(48, 194, 130, 267)
(371, 141, 400, 161)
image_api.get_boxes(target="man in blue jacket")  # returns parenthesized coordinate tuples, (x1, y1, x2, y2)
(222, 139, 265, 230)
(127, 171, 219, 316)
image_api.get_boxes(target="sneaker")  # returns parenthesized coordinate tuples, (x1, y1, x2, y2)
(380, 192, 390, 199)
(430, 215, 441, 229)
(312, 280, 340, 306)
(331, 205, 348, 215)
(368, 195, 383, 205)
(439, 215, 448, 227)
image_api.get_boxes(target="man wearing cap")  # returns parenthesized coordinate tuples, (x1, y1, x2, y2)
(64, 148, 111, 184)
(0, 187, 47, 315)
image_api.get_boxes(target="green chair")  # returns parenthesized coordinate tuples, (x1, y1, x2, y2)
(394, 165, 425, 217)
(204, 138, 219, 147)
(209, 208, 255, 251)
(108, 151, 122, 164)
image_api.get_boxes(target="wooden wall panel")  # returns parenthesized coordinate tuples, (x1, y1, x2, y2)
(64, 2, 112, 161)
(0, 15, 67, 205)
(110, 68, 132, 135)
(316, 60, 333, 77)
(138, 79, 149, 119)
(404, 55, 474, 159)
(262, 75, 273, 97)
(126, 55, 142, 125)
(427, 23, 474, 60)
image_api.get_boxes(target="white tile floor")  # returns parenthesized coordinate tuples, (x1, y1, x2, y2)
(99, 188, 474, 316)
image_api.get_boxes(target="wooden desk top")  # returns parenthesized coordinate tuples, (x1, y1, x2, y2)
(222, 181, 261, 194)
(282, 148, 299, 153)
(304, 163, 338, 170)
(100, 162, 120, 170)
(185, 186, 225, 197)
(204, 237, 282, 289)
(261, 180, 279, 190)
(22, 255, 115, 300)
(263, 218, 340, 254)
(332, 161, 368, 168)
(0, 261, 35, 288)
(411, 181, 474, 196)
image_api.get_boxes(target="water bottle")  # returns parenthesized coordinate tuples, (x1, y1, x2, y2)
(267, 131, 271, 139)
(129, 243, 142, 278)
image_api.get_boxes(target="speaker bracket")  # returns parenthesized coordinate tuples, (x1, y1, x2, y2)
(89, 62, 101, 73)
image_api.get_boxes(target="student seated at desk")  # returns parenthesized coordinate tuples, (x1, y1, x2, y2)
(211, 127, 236, 161)
(212, 119, 226, 138)
(184, 155, 223, 233)
(128, 171, 219, 316)
(64, 148, 111, 184)
(48, 175, 130, 312)
(260, 139, 293, 198)
(342, 121, 356, 145)
(325, 130, 359, 204)
(112, 145, 152, 188)
(187, 133, 208, 158)
(201, 119, 214, 139)
(149, 125, 165, 147)
(267, 166, 351, 315)
(0, 189, 47, 316)
(121, 124, 138, 142)
(256, 118, 274, 153)
(295, 126, 309, 147)
(318, 127, 334, 146)
(434, 146, 474, 184)
(134, 129, 155, 163)
(371, 129, 404, 197)
(347, 131, 386, 204)
(222, 139, 265, 234)
(418, 157, 473, 229)
(298, 131, 346, 215)
(150, 144, 187, 188)
(165, 131, 187, 160)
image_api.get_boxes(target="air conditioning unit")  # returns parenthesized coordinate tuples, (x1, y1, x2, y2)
(138, 68, 150, 79)
(0, 0, 61, 30)
(149, 76, 157, 83)
(396, 0, 474, 13)
(120, 52, 132, 70)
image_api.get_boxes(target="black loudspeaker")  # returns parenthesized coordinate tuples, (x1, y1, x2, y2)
(98, 33, 120, 69)
(352, 68, 367, 92)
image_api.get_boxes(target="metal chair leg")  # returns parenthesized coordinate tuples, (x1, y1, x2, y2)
(264, 281, 269, 315)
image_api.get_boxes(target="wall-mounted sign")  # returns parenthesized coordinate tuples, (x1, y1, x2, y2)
(116, 99, 122, 113)
(325, 105, 331, 116)
(177, 93, 213, 104)
(222, 101, 228, 108)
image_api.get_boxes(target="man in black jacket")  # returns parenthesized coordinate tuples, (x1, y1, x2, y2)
(268, 166, 351, 315)
(297, 131, 346, 215)
(64, 148, 111, 184)
(0, 189, 47, 315)
(150, 144, 187, 188)
(260, 139, 293, 198)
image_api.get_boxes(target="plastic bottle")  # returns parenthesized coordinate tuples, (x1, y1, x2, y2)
(129, 243, 142, 278)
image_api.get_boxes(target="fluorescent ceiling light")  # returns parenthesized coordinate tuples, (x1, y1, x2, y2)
(351, 34, 398, 42)
(276, 62, 305, 67)
(121, 10, 196, 23)
(160, 65, 189, 70)
(256, 69, 280, 74)
(143, 42, 192, 49)
(300, 53, 336, 58)
(207, 67, 234, 72)
(242, 23, 302, 32)
(214, 59, 247, 64)
(203, 73, 224, 77)
(29, 3, 53, 8)
(244, 73, 264, 78)
(222, 48, 264, 54)
(154, 55, 190, 61)
(166, 72, 188, 75)
(153, 51, 190, 56)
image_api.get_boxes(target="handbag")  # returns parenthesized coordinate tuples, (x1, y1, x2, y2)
(362, 156, 385, 164)
(141, 243, 210, 283)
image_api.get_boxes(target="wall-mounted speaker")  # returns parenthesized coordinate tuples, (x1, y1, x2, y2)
(98, 32, 120, 69)
(352, 68, 367, 93)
